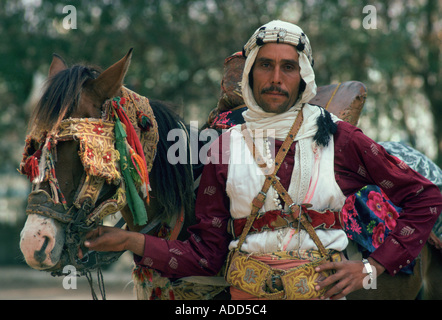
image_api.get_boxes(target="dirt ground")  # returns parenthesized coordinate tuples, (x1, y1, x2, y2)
(0, 253, 136, 300)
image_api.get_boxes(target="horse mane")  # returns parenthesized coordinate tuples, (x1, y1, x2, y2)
(28, 64, 101, 138)
(148, 99, 196, 228)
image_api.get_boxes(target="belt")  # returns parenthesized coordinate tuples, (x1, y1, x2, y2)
(228, 208, 343, 239)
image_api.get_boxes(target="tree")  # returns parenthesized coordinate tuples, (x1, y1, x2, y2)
(1, 0, 441, 176)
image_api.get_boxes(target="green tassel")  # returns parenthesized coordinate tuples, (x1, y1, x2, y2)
(115, 117, 147, 226)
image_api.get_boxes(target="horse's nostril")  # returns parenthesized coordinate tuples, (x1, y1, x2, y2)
(33, 236, 50, 264)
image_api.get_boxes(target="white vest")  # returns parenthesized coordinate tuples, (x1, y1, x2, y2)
(226, 113, 348, 254)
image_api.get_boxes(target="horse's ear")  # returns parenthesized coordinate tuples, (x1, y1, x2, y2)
(89, 48, 133, 100)
(49, 53, 68, 77)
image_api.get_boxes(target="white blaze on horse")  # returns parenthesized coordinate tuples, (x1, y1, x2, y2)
(20, 213, 65, 270)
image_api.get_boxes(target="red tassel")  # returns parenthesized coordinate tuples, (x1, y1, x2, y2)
(23, 149, 42, 182)
(24, 156, 39, 182)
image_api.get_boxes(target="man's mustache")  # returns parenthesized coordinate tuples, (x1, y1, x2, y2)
(261, 86, 289, 97)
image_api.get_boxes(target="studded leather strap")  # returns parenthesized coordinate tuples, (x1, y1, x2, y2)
(235, 110, 303, 250)
(239, 110, 329, 257)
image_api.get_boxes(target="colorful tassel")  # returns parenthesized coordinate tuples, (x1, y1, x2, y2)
(114, 116, 148, 226)
(113, 97, 145, 161)
(129, 148, 150, 202)
(112, 97, 149, 188)
(23, 151, 41, 182)
(136, 110, 152, 132)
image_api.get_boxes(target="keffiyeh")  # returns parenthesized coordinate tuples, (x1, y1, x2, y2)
(241, 20, 322, 140)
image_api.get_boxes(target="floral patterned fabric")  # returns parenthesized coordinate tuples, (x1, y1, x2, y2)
(209, 107, 247, 130)
(341, 185, 412, 271)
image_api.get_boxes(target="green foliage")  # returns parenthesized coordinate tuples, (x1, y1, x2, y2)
(1, 0, 441, 173)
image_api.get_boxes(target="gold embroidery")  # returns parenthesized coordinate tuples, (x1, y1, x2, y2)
(58, 119, 121, 184)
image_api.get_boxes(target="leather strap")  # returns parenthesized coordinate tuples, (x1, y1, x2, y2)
(235, 111, 303, 250)
(269, 177, 329, 257)
(239, 110, 329, 257)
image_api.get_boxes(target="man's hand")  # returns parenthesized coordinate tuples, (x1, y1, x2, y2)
(314, 257, 385, 300)
(78, 226, 145, 258)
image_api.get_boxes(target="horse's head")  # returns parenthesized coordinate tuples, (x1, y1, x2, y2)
(19, 49, 157, 273)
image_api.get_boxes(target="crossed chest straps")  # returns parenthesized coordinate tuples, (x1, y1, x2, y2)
(236, 111, 335, 258)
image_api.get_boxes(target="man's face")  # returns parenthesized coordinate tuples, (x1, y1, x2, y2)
(251, 43, 301, 114)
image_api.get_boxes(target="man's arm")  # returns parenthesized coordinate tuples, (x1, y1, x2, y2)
(81, 226, 145, 257)
(318, 121, 442, 299)
(334, 121, 442, 275)
(81, 132, 233, 278)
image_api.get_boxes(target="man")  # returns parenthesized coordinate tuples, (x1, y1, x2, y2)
(83, 20, 442, 299)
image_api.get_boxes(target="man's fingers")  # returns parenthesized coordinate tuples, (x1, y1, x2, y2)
(84, 236, 103, 250)
(84, 226, 103, 240)
(315, 261, 338, 272)
(315, 269, 339, 291)
(78, 247, 84, 259)
(83, 227, 106, 249)
(319, 277, 348, 299)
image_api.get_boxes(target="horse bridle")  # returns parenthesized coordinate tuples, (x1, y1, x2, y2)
(23, 118, 129, 276)
(21, 88, 167, 299)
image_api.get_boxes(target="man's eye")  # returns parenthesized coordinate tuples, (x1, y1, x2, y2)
(284, 64, 295, 70)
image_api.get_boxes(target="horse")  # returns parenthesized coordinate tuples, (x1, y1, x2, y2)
(18, 49, 208, 299)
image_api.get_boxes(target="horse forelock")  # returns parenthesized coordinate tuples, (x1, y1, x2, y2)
(28, 65, 101, 138)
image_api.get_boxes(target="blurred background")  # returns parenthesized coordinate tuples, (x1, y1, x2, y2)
(0, 0, 440, 298)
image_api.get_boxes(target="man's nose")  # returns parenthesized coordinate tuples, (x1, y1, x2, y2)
(271, 66, 282, 84)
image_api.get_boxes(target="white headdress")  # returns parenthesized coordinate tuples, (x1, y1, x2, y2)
(241, 20, 319, 139)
